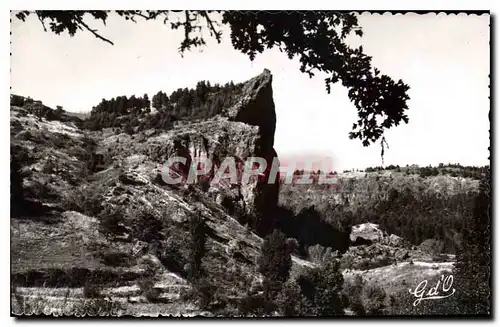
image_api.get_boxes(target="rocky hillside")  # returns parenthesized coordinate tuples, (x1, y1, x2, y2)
(11, 70, 462, 316)
(10, 70, 305, 316)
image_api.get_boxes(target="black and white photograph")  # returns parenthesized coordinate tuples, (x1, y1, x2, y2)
(9, 9, 491, 317)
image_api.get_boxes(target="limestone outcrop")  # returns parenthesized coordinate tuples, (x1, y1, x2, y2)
(130, 69, 280, 230)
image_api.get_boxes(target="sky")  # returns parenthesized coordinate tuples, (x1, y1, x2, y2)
(10, 12, 490, 171)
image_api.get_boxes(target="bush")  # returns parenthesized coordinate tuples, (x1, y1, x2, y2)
(42, 161, 55, 174)
(82, 296, 124, 316)
(28, 180, 58, 202)
(11, 94, 26, 106)
(11, 267, 141, 288)
(124, 124, 135, 135)
(362, 284, 387, 315)
(193, 278, 216, 310)
(10, 154, 24, 215)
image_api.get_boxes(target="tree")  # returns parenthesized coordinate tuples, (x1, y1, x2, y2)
(312, 261, 345, 316)
(152, 91, 169, 111)
(143, 93, 151, 113)
(189, 211, 207, 281)
(14, 10, 410, 148)
(11, 94, 26, 107)
(258, 229, 292, 298)
(55, 105, 64, 117)
(25, 101, 45, 121)
(276, 280, 312, 316)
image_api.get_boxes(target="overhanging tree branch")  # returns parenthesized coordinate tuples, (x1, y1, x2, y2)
(75, 17, 114, 45)
(13, 10, 411, 149)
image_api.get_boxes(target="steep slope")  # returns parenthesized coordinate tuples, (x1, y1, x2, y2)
(10, 70, 310, 316)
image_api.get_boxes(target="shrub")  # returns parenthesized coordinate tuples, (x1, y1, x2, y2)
(28, 180, 58, 201)
(42, 161, 55, 174)
(362, 285, 387, 315)
(180, 278, 217, 310)
(11, 94, 26, 106)
(124, 124, 135, 135)
(193, 278, 216, 310)
(82, 296, 124, 316)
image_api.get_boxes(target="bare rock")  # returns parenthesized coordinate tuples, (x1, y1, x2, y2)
(136, 70, 280, 227)
(350, 223, 385, 244)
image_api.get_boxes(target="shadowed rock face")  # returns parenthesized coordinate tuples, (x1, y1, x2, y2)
(226, 68, 276, 150)
(220, 70, 279, 229)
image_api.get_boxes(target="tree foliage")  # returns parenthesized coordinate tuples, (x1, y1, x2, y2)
(258, 229, 292, 298)
(14, 10, 410, 147)
(276, 280, 312, 316)
(188, 211, 207, 281)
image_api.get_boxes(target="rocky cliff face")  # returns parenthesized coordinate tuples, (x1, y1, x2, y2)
(105, 70, 280, 232)
(10, 71, 312, 316)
